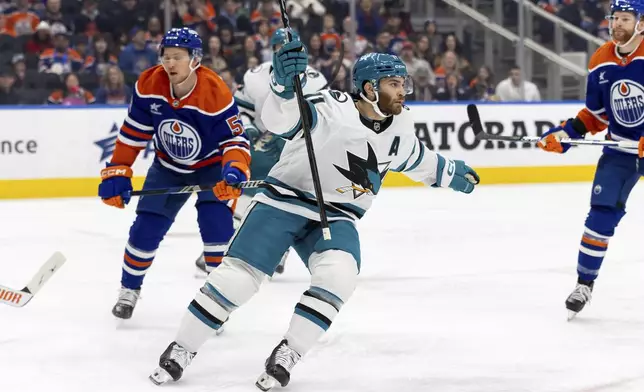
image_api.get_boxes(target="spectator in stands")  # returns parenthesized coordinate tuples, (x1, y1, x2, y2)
(11, 53, 27, 89)
(308, 33, 328, 70)
(423, 19, 441, 56)
(434, 72, 470, 102)
(287, 0, 325, 33)
(400, 41, 434, 85)
(251, 0, 281, 32)
(329, 63, 349, 91)
(39, 29, 83, 74)
(219, 68, 236, 91)
(414, 35, 434, 67)
(341, 16, 368, 58)
(320, 13, 341, 53)
(219, 25, 242, 61)
(178, 0, 217, 33)
(374, 31, 393, 54)
(0, 67, 21, 104)
(230, 34, 260, 72)
(95, 65, 131, 104)
(356, 0, 383, 42)
(118, 27, 157, 78)
(217, 0, 253, 34)
(84, 34, 118, 76)
(25, 21, 52, 55)
(110, 0, 148, 39)
(41, 0, 74, 34)
(74, 0, 111, 37)
(434, 50, 459, 88)
(145, 16, 163, 50)
(203, 35, 227, 73)
(1, 0, 40, 37)
(47, 72, 95, 104)
(496, 65, 541, 102)
(252, 19, 271, 62)
(468, 65, 496, 101)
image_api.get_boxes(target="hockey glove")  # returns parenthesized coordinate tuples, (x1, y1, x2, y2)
(213, 161, 250, 201)
(434, 155, 480, 194)
(639, 136, 644, 159)
(271, 40, 308, 99)
(538, 119, 582, 153)
(98, 163, 133, 208)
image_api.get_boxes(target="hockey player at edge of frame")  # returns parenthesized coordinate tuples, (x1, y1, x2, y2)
(194, 27, 329, 277)
(97, 27, 251, 321)
(148, 37, 480, 389)
(538, 0, 644, 321)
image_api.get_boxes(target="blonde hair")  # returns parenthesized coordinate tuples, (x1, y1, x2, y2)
(102, 65, 124, 90)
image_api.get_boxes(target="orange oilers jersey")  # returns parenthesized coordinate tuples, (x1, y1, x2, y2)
(581, 41, 644, 155)
(117, 65, 250, 173)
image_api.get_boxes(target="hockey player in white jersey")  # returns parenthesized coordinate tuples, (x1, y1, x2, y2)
(194, 27, 328, 276)
(149, 38, 480, 389)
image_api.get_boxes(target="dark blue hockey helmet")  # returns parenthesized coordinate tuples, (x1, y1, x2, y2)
(270, 28, 301, 48)
(352, 53, 413, 95)
(159, 27, 203, 58)
(610, 0, 644, 14)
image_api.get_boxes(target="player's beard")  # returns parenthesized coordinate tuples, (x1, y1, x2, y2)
(613, 28, 634, 45)
(377, 91, 404, 116)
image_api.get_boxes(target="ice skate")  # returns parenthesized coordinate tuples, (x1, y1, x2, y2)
(195, 253, 208, 278)
(149, 341, 196, 385)
(566, 280, 594, 321)
(255, 339, 301, 391)
(112, 286, 140, 320)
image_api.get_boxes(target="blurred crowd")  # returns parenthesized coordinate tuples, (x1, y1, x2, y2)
(0, 0, 555, 106)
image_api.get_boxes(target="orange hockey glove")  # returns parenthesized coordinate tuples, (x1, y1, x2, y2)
(639, 136, 644, 159)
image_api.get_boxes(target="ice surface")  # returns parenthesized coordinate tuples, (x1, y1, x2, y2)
(1, 184, 643, 392)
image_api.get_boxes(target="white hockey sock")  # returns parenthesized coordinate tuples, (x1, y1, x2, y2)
(176, 257, 265, 353)
(284, 286, 344, 356)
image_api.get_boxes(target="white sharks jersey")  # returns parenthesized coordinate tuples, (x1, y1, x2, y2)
(258, 88, 441, 222)
(234, 61, 328, 133)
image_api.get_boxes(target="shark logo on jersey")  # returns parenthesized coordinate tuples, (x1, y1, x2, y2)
(334, 143, 390, 199)
(158, 119, 202, 163)
(610, 80, 644, 127)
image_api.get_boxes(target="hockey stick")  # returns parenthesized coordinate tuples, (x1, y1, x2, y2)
(277, 0, 331, 241)
(466, 104, 639, 149)
(0, 251, 67, 307)
(129, 180, 265, 197)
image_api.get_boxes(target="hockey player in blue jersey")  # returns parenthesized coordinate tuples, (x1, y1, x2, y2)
(148, 36, 479, 389)
(538, 0, 644, 320)
(97, 27, 251, 320)
(194, 27, 328, 276)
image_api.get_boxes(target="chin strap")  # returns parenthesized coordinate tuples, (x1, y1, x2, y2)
(359, 91, 390, 118)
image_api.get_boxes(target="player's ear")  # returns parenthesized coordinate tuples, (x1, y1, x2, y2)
(364, 81, 376, 100)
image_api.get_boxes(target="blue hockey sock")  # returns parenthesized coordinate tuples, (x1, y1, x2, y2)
(577, 227, 610, 282)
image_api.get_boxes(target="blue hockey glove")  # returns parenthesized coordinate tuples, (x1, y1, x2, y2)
(213, 161, 250, 201)
(434, 155, 480, 194)
(272, 40, 308, 99)
(98, 162, 133, 208)
(222, 161, 250, 185)
(538, 119, 582, 153)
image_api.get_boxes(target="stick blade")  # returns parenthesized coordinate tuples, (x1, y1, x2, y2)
(24, 251, 67, 295)
(0, 285, 34, 307)
(466, 104, 485, 139)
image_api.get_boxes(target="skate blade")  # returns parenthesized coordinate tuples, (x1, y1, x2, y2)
(567, 310, 579, 321)
(215, 325, 225, 336)
(255, 372, 278, 391)
(149, 367, 173, 386)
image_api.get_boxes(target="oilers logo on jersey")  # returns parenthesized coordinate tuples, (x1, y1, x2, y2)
(609, 79, 644, 127)
(334, 143, 390, 199)
(157, 119, 202, 162)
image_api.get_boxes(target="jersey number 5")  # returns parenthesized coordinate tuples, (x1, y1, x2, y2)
(226, 114, 244, 136)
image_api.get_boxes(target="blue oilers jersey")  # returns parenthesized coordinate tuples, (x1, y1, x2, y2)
(582, 41, 644, 155)
(117, 65, 250, 173)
